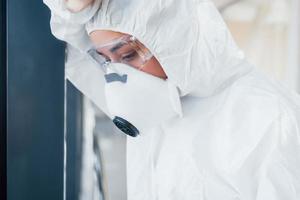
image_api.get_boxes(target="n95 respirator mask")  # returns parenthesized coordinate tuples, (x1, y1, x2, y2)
(103, 63, 182, 137)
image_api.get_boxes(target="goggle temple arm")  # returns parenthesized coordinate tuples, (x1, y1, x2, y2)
(87, 48, 109, 73)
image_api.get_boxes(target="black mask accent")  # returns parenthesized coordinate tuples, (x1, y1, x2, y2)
(113, 116, 139, 137)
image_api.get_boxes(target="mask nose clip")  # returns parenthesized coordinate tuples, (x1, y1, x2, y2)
(104, 62, 128, 83)
(104, 73, 127, 83)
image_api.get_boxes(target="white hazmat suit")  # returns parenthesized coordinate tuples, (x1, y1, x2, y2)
(43, 0, 300, 199)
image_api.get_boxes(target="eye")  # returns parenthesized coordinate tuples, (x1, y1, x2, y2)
(121, 51, 138, 62)
(96, 51, 111, 62)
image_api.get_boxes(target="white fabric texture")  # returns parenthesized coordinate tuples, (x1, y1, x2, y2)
(43, 0, 300, 199)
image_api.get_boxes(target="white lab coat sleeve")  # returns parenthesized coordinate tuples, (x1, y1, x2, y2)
(65, 44, 110, 116)
(231, 108, 300, 200)
(43, 0, 110, 115)
(43, 0, 101, 51)
(255, 109, 300, 200)
(188, 104, 300, 199)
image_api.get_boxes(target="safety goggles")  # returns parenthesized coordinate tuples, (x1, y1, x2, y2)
(88, 35, 153, 73)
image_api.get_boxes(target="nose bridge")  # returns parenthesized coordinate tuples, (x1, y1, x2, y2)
(110, 55, 119, 63)
(108, 53, 120, 63)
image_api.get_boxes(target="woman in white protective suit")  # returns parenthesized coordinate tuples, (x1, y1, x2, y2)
(44, 0, 300, 199)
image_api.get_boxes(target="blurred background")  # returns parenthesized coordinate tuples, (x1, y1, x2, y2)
(4, 0, 300, 200)
(217, 0, 300, 92)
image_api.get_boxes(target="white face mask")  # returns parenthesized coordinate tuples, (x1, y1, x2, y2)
(104, 63, 182, 137)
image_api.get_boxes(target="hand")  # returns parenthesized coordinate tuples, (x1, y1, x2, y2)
(64, 0, 95, 13)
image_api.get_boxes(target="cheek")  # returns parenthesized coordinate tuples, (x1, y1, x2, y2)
(141, 57, 168, 79)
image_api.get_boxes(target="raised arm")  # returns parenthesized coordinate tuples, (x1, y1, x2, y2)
(43, 0, 101, 51)
(65, 0, 95, 13)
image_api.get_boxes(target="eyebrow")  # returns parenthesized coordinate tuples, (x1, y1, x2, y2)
(109, 42, 125, 53)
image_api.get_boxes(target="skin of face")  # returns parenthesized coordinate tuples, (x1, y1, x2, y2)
(89, 30, 168, 79)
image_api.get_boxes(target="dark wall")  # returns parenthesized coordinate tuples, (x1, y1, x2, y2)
(7, 0, 66, 200)
(1, 0, 7, 199)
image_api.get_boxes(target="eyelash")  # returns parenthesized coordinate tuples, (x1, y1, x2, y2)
(97, 52, 111, 61)
(122, 51, 137, 61)
(96, 50, 138, 63)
